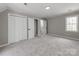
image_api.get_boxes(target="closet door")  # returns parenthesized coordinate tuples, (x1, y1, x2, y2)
(15, 16, 27, 42)
(22, 17, 27, 40)
(8, 15, 16, 43)
(15, 16, 23, 42)
(28, 18, 34, 39)
(8, 15, 27, 43)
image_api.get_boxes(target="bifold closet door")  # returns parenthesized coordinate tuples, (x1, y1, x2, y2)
(15, 16, 27, 42)
(28, 18, 34, 39)
(22, 17, 27, 40)
(8, 15, 16, 43)
(8, 15, 27, 43)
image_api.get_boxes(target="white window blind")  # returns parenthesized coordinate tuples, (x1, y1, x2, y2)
(66, 16, 78, 32)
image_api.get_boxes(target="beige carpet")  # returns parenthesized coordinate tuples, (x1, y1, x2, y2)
(0, 35, 79, 56)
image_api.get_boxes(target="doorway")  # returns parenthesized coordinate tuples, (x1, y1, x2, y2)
(34, 19, 38, 36)
(34, 19, 47, 37)
(40, 19, 47, 35)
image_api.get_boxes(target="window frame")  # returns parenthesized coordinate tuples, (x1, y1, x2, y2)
(65, 16, 78, 32)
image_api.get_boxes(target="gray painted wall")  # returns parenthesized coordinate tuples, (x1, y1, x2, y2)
(0, 10, 8, 45)
(48, 11, 79, 39)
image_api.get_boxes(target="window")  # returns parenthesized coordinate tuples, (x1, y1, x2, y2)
(66, 16, 78, 32)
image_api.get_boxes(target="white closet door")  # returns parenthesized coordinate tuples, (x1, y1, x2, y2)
(15, 16, 23, 42)
(15, 16, 27, 42)
(8, 15, 27, 43)
(22, 17, 27, 40)
(28, 18, 34, 39)
(8, 15, 16, 43)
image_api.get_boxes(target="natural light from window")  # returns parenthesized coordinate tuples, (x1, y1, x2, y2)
(66, 16, 78, 32)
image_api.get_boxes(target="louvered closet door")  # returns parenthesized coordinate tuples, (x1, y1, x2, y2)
(28, 18, 34, 39)
(8, 15, 27, 43)
(8, 15, 16, 43)
(22, 17, 27, 40)
(15, 16, 27, 42)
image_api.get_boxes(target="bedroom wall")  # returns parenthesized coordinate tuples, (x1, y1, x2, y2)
(0, 10, 8, 45)
(48, 11, 79, 39)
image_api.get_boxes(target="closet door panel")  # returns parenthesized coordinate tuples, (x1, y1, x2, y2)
(22, 18, 27, 40)
(15, 17, 23, 42)
(8, 15, 27, 43)
(28, 18, 34, 39)
(8, 15, 16, 43)
(15, 16, 27, 41)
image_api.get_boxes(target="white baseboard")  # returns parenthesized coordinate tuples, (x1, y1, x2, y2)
(0, 39, 28, 48)
(48, 33, 79, 41)
(0, 43, 9, 47)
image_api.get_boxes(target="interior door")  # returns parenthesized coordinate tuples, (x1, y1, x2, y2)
(15, 16, 27, 42)
(15, 16, 23, 42)
(8, 15, 27, 43)
(28, 17, 34, 39)
(8, 15, 15, 43)
(22, 17, 27, 40)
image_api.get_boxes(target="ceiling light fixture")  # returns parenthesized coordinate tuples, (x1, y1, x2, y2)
(45, 6, 51, 10)
(24, 3, 27, 6)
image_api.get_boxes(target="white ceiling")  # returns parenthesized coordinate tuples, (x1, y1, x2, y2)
(0, 3, 7, 12)
(0, 3, 79, 19)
